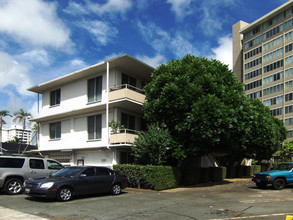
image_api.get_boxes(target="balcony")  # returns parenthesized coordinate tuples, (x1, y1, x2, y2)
(110, 129, 138, 145)
(109, 84, 145, 104)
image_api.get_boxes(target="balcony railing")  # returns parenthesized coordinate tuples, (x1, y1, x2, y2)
(109, 84, 145, 103)
(110, 129, 138, 145)
(110, 84, 144, 93)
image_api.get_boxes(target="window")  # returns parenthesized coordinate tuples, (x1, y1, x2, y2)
(271, 107, 283, 116)
(288, 130, 293, 138)
(47, 160, 63, 170)
(263, 48, 283, 62)
(286, 92, 293, 102)
(245, 79, 262, 91)
(245, 57, 262, 70)
(263, 60, 283, 73)
(263, 95, 283, 106)
(285, 43, 293, 53)
(0, 158, 25, 168)
(285, 117, 293, 126)
(263, 84, 283, 96)
(50, 89, 60, 106)
(263, 24, 283, 41)
(244, 46, 262, 60)
(122, 73, 137, 88)
(82, 168, 95, 177)
(263, 72, 283, 85)
(96, 167, 110, 176)
(245, 68, 262, 80)
(285, 105, 293, 114)
(88, 115, 102, 140)
(263, 36, 283, 51)
(247, 90, 262, 99)
(29, 159, 45, 169)
(50, 122, 61, 140)
(88, 76, 102, 103)
(121, 113, 135, 130)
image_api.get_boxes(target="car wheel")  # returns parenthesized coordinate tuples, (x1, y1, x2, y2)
(256, 183, 267, 189)
(4, 178, 23, 195)
(111, 184, 121, 195)
(272, 178, 286, 190)
(57, 187, 72, 201)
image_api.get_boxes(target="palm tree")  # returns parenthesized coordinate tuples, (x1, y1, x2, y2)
(13, 108, 32, 153)
(0, 110, 12, 153)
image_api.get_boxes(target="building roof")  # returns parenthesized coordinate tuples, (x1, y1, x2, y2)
(240, 0, 293, 34)
(28, 54, 154, 94)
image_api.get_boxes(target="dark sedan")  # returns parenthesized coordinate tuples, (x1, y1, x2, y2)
(23, 166, 128, 201)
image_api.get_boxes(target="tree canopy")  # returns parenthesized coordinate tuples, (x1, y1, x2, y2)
(142, 55, 286, 163)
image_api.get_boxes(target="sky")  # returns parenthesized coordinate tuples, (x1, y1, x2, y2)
(0, 0, 289, 128)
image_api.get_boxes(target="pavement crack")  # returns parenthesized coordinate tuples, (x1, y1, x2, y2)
(234, 205, 254, 217)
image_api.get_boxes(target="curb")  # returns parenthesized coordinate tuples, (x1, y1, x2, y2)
(0, 206, 49, 220)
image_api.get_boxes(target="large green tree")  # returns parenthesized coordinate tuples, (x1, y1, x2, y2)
(143, 55, 286, 162)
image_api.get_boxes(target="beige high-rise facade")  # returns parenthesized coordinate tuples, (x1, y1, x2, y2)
(233, 1, 293, 139)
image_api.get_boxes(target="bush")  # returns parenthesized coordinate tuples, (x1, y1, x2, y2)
(113, 164, 181, 191)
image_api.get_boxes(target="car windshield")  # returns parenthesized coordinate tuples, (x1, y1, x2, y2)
(275, 163, 293, 171)
(52, 167, 84, 178)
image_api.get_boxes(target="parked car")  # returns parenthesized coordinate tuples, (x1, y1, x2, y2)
(0, 156, 63, 195)
(23, 166, 128, 201)
(252, 162, 293, 190)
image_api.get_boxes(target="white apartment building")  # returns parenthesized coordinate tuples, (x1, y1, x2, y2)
(2, 126, 32, 145)
(28, 54, 153, 167)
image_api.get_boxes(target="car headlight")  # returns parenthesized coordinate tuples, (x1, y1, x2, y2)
(266, 175, 271, 180)
(40, 182, 54, 189)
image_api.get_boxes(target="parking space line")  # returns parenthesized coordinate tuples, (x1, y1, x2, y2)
(209, 213, 293, 220)
(239, 198, 293, 204)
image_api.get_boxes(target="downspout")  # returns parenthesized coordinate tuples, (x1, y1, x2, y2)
(106, 62, 110, 149)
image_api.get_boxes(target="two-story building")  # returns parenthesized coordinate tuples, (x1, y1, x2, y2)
(28, 54, 154, 167)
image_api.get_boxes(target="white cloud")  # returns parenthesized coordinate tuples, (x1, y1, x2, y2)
(87, 0, 132, 15)
(17, 49, 51, 66)
(209, 36, 233, 69)
(70, 59, 87, 67)
(0, 0, 72, 51)
(198, 6, 222, 36)
(64, 0, 132, 16)
(166, 0, 193, 20)
(78, 20, 118, 45)
(63, 1, 88, 15)
(136, 21, 199, 58)
(136, 54, 167, 68)
(0, 52, 33, 96)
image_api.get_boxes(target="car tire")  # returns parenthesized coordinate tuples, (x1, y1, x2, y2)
(4, 178, 23, 195)
(111, 184, 121, 195)
(272, 178, 286, 190)
(256, 183, 267, 189)
(57, 187, 72, 201)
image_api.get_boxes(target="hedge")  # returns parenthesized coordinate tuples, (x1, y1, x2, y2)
(113, 164, 181, 191)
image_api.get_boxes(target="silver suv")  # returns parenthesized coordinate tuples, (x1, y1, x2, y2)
(0, 156, 63, 194)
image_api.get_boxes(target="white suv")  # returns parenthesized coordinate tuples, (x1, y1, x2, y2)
(0, 156, 63, 194)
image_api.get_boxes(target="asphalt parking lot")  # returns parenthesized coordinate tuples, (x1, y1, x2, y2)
(1, 178, 293, 220)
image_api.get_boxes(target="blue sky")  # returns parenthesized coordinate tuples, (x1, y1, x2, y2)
(0, 0, 288, 128)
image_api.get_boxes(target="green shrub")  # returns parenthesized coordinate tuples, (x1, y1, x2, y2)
(113, 164, 181, 191)
(209, 167, 226, 182)
(200, 168, 210, 183)
(182, 168, 201, 186)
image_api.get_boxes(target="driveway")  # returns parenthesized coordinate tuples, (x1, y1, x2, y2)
(1, 178, 293, 220)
